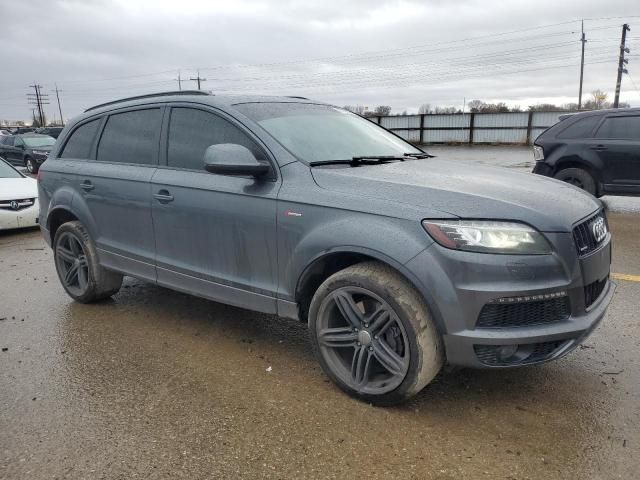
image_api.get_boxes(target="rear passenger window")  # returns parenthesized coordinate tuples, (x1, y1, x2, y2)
(557, 115, 601, 139)
(167, 108, 264, 170)
(61, 119, 100, 159)
(595, 116, 640, 140)
(97, 109, 161, 164)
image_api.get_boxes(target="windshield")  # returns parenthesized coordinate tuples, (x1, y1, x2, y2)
(234, 103, 421, 163)
(23, 136, 56, 148)
(0, 159, 23, 178)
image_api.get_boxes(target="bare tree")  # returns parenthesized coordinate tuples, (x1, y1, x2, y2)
(591, 89, 608, 109)
(418, 104, 432, 114)
(343, 105, 367, 115)
(467, 99, 484, 113)
(374, 105, 392, 116)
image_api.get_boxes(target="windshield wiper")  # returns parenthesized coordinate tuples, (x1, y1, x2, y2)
(404, 152, 435, 159)
(309, 156, 404, 167)
(308, 152, 434, 167)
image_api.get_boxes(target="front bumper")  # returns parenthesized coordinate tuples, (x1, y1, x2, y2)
(0, 203, 40, 230)
(404, 232, 614, 368)
(532, 161, 553, 176)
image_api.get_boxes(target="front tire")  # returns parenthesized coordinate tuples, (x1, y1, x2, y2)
(53, 221, 123, 303)
(308, 262, 443, 406)
(554, 167, 597, 196)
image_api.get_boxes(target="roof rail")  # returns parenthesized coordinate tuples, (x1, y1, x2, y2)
(85, 90, 210, 112)
(286, 96, 309, 100)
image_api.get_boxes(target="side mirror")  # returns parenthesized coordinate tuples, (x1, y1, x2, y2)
(204, 144, 270, 177)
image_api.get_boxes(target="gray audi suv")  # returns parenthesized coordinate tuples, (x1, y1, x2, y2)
(38, 92, 614, 405)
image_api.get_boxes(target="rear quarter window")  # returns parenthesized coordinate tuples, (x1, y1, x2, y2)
(60, 119, 101, 159)
(556, 115, 601, 139)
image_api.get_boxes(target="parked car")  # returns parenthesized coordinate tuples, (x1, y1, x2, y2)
(0, 129, 12, 136)
(533, 108, 640, 196)
(0, 133, 56, 174)
(12, 127, 35, 135)
(35, 127, 64, 139)
(0, 156, 39, 230)
(39, 92, 614, 405)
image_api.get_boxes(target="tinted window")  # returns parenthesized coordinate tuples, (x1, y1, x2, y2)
(23, 136, 56, 148)
(0, 137, 9, 145)
(97, 109, 161, 164)
(595, 116, 640, 140)
(61, 120, 101, 159)
(167, 108, 264, 170)
(556, 115, 601, 139)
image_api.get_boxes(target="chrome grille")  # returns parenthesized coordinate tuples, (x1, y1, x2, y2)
(0, 198, 36, 211)
(573, 211, 608, 257)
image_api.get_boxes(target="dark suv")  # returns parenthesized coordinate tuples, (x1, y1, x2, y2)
(0, 133, 56, 173)
(38, 92, 614, 405)
(533, 108, 640, 196)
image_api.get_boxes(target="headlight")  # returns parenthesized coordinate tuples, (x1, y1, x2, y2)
(533, 145, 544, 161)
(422, 220, 552, 254)
(32, 150, 49, 156)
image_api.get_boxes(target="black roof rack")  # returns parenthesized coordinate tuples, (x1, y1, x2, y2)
(85, 90, 210, 112)
(286, 96, 309, 100)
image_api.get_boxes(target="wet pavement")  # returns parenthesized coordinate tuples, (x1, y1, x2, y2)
(2, 151, 640, 479)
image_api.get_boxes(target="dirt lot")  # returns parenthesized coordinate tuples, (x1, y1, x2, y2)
(1, 153, 639, 479)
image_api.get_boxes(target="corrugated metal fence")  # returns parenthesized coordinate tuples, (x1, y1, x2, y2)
(372, 111, 575, 145)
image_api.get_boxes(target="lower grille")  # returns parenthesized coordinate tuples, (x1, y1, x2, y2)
(0, 198, 35, 211)
(477, 296, 570, 328)
(584, 277, 608, 309)
(474, 340, 568, 366)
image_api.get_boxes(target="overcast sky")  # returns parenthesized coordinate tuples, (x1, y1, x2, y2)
(1, 0, 639, 122)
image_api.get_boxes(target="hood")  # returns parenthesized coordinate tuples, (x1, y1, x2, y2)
(311, 158, 600, 232)
(0, 177, 38, 200)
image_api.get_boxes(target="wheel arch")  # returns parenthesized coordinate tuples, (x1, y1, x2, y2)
(294, 247, 446, 335)
(552, 157, 603, 195)
(47, 207, 79, 244)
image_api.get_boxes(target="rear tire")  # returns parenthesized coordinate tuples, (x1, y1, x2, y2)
(53, 221, 123, 303)
(308, 261, 443, 406)
(554, 167, 597, 196)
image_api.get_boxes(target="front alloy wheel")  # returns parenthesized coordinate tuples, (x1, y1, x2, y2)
(317, 287, 410, 395)
(25, 158, 35, 174)
(309, 262, 443, 405)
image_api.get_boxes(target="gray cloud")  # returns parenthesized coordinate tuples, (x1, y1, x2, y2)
(0, 0, 638, 122)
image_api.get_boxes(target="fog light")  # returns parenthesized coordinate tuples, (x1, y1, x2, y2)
(498, 344, 518, 360)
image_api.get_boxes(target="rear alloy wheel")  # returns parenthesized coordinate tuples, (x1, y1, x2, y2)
(53, 221, 123, 303)
(309, 262, 443, 405)
(554, 167, 597, 196)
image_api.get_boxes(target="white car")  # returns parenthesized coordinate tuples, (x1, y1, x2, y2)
(0, 156, 39, 230)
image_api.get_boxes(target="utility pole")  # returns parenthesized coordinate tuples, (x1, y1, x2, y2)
(578, 20, 586, 110)
(53, 83, 64, 125)
(190, 70, 207, 90)
(27, 83, 49, 127)
(176, 70, 183, 91)
(613, 23, 631, 108)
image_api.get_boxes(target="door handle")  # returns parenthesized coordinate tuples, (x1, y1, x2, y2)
(154, 190, 174, 203)
(80, 181, 94, 191)
(589, 144, 608, 151)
